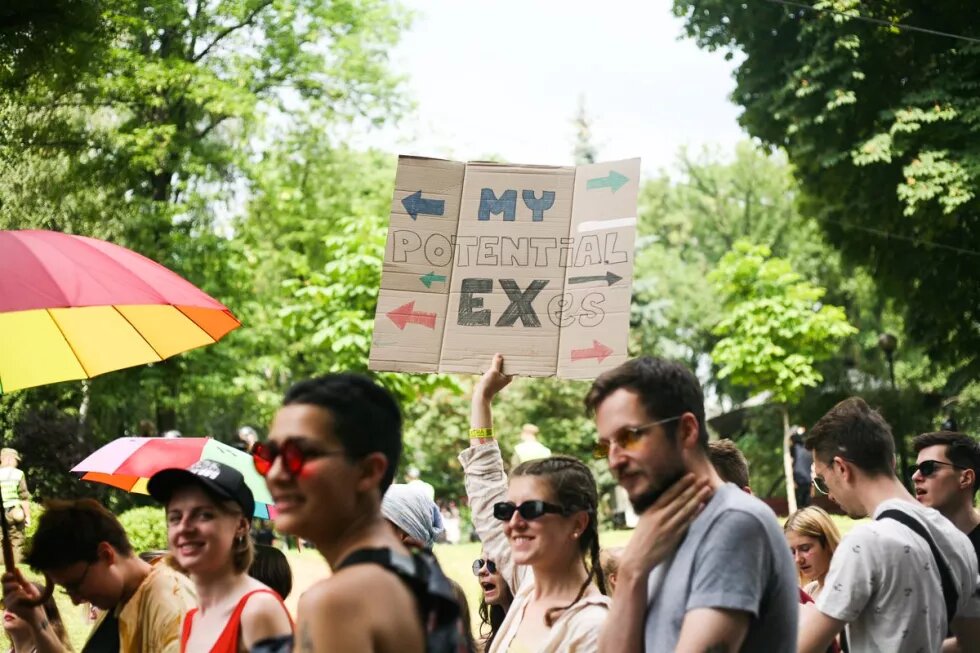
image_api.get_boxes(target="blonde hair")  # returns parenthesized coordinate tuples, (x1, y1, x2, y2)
(784, 506, 841, 586)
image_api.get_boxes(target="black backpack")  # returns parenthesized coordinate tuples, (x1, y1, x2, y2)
(337, 547, 472, 653)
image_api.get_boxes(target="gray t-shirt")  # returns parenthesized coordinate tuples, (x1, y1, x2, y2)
(644, 483, 799, 652)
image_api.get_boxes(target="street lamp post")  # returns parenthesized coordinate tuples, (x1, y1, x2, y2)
(878, 333, 904, 481)
(878, 333, 897, 390)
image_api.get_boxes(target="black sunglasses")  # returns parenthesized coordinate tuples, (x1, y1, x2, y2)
(252, 439, 345, 477)
(493, 500, 568, 521)
(471, 558, 498, 575)
(908, 459, 963, 479)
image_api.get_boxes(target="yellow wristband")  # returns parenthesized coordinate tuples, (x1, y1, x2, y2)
(469, 427, 494, 440)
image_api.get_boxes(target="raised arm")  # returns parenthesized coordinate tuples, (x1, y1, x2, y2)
(469, 353, 511, 445)
(458, 354, 530, 593)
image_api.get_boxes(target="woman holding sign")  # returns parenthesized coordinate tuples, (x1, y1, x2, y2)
(460, 354, 609, 652)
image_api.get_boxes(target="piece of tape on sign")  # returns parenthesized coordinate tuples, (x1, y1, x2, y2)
(369, 155, 640, 379)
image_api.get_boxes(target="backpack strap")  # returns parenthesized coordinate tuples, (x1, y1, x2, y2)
(337, 547, 428, 610)
(337, 547, 464, 652)
(876, 509, 959, 629)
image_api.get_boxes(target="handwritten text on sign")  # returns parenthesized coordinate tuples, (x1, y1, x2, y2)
(369, 156, 640, 379)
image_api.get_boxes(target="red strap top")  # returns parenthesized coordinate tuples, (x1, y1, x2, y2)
(180, 588, 292, 653)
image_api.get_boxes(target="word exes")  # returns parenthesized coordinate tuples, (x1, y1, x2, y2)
(459, 279, 605, 328)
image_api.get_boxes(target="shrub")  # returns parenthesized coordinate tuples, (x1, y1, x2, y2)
(118, 506, 168, 553)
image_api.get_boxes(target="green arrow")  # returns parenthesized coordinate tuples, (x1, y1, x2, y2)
(419, 271, 447, 288)
(586, 170, 629, 193)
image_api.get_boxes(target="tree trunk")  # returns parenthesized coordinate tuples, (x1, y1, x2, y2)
(782, 406, 798, 516)
(76, 380, 90, 445)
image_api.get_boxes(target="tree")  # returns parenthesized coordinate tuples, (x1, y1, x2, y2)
(632, 143, 848, 393)
(238, 136, 457, 418)
(1, 0, 410, 492)
(709, 240, 857, 513)
(572, 95, 598, 165)
(672, 0, 980, 367)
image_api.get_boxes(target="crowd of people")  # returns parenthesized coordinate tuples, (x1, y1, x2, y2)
(1, 353, 978, 652)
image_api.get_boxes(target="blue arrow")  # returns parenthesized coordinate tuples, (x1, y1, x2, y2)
(586, 170, 629, 193)
(419, 271, 447, 288)
(401, 190, 445, 220)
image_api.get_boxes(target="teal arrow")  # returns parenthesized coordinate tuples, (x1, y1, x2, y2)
(419, 271, 447, 288)
(586, 170, 629, 193)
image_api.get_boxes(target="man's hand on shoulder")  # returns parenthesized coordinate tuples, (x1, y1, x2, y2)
(618, 474, 711, 582)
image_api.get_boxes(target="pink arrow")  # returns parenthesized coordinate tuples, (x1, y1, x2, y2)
(571, 340, 613, 363)
(386, 301, 437, 330)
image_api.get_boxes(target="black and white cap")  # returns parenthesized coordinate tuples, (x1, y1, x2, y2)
(148, 459, 255, 518)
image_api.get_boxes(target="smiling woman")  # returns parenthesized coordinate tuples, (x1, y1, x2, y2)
(147, 461, 293, 653)
(460, 354, 609, 653)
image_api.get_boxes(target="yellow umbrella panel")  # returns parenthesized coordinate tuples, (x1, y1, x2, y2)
(0, 304, 239, 393)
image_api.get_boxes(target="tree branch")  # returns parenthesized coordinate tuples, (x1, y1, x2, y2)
(192, 0, 274, 63)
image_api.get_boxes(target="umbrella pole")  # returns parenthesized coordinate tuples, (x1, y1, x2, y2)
(1, 507, 54, 607)
(0, 508, 14, 572)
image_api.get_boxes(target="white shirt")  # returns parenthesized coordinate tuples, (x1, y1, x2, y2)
(816, 499, 980, 652)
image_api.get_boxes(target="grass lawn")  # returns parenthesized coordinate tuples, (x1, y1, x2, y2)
(43, 515, 861, 649)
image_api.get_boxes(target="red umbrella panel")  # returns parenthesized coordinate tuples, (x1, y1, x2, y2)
(0, 229, 241, 393)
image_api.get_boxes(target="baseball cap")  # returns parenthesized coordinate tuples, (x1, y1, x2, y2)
(148, 460, 255, 518)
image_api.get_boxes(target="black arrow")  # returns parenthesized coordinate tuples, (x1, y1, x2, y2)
(568, 271, 623, 286)
(401, 190, 445, 220)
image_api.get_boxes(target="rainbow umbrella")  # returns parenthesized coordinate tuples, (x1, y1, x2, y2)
(0, 229, 240, 393)
(72, 437, 275, 519)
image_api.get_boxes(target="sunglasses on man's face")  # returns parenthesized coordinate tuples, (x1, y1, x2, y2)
(811, 474, 830, 496)
(492, 500, 568, 522)
(471, 558, 498, 576)
(252, 439, 345, 477)
(908, 459, 963, 479)
(592, 416, 682, 459)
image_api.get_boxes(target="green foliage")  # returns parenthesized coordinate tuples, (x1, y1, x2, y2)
(0, 0, 411, 457)
(672, 0, 980, 365)
(24, 501, 43, 543)
(632, 144, 852, 399)
(238, 137, 457, 418)
(709, 241, 858, 404)
(118, 506, 168, 554)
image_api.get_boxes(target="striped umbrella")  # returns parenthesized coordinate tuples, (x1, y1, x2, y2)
(0, 229, 240, 393)
(72, 437, 275, 519)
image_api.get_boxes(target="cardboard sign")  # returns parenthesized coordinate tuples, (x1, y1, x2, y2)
(369, 155, 639, 378)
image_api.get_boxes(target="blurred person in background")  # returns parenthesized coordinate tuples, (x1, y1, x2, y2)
(783, 507, 841, 601)
(2, 582, 74, 652)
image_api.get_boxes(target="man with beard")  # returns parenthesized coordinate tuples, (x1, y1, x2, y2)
(589, 357, 797, 652)
(798, 398, 980, 653)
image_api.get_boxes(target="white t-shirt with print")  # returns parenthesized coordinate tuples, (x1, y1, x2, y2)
(815, 499, 980, 652)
